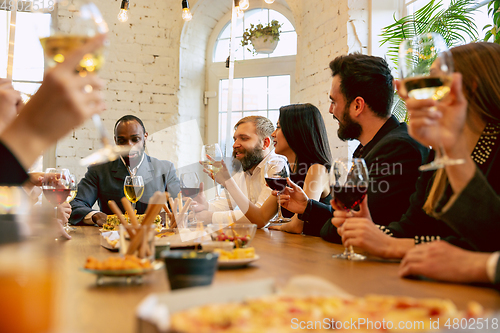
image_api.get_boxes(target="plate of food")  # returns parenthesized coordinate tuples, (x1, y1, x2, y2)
(214, 247, 259, 268)
(81, 255, 162, 278)
(100, 231, 120, 251)
(101, 213, 162, 232)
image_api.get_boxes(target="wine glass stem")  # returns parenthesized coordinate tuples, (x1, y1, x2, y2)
(213, 179, 220, 199)
(131, 201, 136, 212)
(277, 192, 284, 221)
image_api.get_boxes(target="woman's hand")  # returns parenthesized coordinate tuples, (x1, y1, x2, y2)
(271, 178, 309, 214)
(268, 219, 303, 234)
(399, 241, 490, 283)
(396, 73, 468, 155)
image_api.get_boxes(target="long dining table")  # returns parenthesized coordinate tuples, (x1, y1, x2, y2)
(53, 226, 500, 333)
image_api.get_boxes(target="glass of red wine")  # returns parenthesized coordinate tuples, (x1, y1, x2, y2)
(330, 158, 369, 260)
(42, 168, 72, 227)
(264, 155, 291, 224)
(180, 172, 200, 223)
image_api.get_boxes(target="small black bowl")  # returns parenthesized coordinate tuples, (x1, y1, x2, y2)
(161, 250, 219, 290)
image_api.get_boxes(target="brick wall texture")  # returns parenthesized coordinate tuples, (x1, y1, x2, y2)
(53, 0, 369, 179)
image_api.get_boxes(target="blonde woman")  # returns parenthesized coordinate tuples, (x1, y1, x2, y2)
(331, 42, 500, 258)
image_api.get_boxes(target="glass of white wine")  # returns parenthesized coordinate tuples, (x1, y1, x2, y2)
(201, 144, 223, 201)
(36, 0, 129, 166)
(124, 175, 144, 211)
(399, 32, 464, 171)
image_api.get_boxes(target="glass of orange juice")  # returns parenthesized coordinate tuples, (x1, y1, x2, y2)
(0, 187, 58, 333)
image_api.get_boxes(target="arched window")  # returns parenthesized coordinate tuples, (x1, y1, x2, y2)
(206, 6, 297, 149)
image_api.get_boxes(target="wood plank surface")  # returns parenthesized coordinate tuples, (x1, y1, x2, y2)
(53, 227, 500, 333)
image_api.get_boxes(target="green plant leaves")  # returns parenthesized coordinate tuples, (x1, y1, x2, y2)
(241, 20, 283, 54)
(380, 0, 479, 68)
(379, 0, 480, 121)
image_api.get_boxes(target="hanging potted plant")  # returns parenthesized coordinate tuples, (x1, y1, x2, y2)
(241, 20, 283, 54)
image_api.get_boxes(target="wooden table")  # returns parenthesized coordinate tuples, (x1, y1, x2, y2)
(54, 227, 500, 333)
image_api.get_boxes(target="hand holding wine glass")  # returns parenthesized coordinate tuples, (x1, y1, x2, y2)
(264, 155, 291, 224)
(200, 144, 223, 201)
(330, 158, 369, 260)
(42, 168, 71, 226)
(36, 0, 129, 167)
(398, 32, 464, 171)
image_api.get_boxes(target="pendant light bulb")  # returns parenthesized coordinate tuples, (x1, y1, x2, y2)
(182, 8, 192, 21)
(182, 0, 193, 21)
(117, 0, 129, 22)
(117, 9, 128, 22)
(264, 0, 275, 4)
(236, 6, 244, 18)
(240, 0, 249, 10)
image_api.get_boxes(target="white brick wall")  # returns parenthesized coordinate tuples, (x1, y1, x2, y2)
(53, 0, 369, 180)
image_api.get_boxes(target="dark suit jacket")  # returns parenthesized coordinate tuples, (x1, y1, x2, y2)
(69, 155, 180, 225)
(387, 137, 500, 253)
(0, 141, 29, 185)
(298, 116, 429, 241)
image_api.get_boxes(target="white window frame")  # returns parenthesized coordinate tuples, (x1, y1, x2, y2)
(1, 3, 53, 170)
(205, 3, 296, 145)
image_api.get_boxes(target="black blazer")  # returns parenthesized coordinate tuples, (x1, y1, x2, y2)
(0, 141, 29, 185)
(69, 155, 180, 225)
(387, 127, 500, 253)
(298, 116, 429, 241)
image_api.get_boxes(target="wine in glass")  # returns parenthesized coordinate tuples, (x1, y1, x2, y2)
(36, 0, 129, 166)
(201, 144, 223, 201)
(264, 155, 291, 224)
(42, 168, 71, 227)
(330, 158, 369, 261)
(399, 32, 464, 171)
(124, 175, 144, 211)
(64, 174, 78, 232)
(180, 172, 200, 223)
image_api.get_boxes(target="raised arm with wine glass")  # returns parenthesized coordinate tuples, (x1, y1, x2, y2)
(0, 34, 106, 186)
(205, 104, 332, 230)
(194, 116, 277, 225)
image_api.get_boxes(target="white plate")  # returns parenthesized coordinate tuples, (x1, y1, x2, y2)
(217, 255, 259, 268)
(101, 231, 120, 251)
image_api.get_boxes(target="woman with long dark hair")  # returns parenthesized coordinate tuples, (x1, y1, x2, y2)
(210, 103, 332, 232)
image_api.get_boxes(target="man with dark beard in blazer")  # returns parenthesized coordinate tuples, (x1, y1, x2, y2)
(274, 54, 429, 242)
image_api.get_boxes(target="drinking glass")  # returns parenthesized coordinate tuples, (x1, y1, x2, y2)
(64, 174, 78, 232)
(124, 175, 144, 211)
(201, 144, 223, 201)
(42, 168, 71, 226)
(264, 155, 291, 224)
(399, 32, 465, 171)
(330, 158, 369, 261)
(37, 0, 129, 166)
(180, 172, 200, 223)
